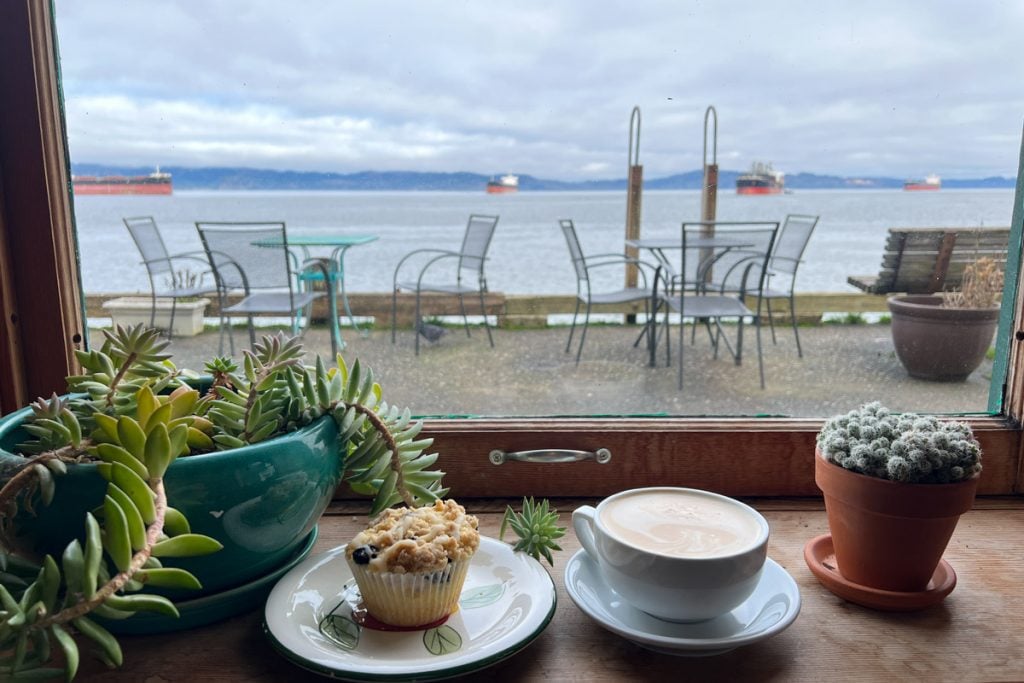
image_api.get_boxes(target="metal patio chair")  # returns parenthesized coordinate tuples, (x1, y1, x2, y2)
(655, 223, 778, 389)
(196, 221, 331, 355)
(560, 219, 654, 363)
(763, 214, 819, 357)
(391, 214, 499, 355)
(123, 216, 218, 339)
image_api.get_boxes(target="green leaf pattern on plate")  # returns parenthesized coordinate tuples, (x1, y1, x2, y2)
(459, 583, 505, 609)
(319, 611, 360, 651)
(317, 581, 509, 655)
(423, 625, 462, 656)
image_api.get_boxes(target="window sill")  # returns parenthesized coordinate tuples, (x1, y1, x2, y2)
(76, 498, 1024, 680)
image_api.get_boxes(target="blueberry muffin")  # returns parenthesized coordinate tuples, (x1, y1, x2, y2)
(344, 499, 480, 627)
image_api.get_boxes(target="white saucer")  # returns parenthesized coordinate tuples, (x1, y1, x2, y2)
(564, 550, 800, 656)
(263, 536, 557, 681)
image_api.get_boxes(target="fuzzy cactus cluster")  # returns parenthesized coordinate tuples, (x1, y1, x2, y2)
(817, 402, 982, 484)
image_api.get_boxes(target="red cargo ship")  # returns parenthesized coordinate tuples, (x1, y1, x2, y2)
(903, 174, 941, 191)
(486, 174, 519, 194)
(72, 169, 173, 195)
(736, 162, 784, 195)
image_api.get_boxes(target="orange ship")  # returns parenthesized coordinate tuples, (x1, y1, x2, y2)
(736, 162, 784, 195)
(72, 168, 172, 195)
(903, 174, 941, 191)
(486, 174, 519, 194)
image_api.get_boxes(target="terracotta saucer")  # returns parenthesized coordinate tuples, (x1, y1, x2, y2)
(803, 533, 956, 611)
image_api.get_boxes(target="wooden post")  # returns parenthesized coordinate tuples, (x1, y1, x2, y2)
(625, 107, 642, 324)
(700, 107, 719, 282)
(625, 163, 643, 286)
(700, 163, 719, 275)
(701, 163, 718, 225)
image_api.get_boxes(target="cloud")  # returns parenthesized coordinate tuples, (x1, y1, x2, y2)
(54, 0, 1024, 179)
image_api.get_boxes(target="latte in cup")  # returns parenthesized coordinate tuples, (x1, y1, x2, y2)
(599, 489, 762, 558)
(573, 487, 769, 622)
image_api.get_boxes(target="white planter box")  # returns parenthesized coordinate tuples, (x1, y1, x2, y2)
(102, 297, 210, 337)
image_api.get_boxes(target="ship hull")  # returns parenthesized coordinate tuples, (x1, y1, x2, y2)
(736, 185, 783, 196)
(486, 184, 517, 194)
(735, 162, 784, 195)
(73, 182, 172, 196)
(903, 184, 940, 191)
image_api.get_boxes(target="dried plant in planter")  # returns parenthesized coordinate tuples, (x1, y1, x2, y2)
(942, 256, 1003, 309)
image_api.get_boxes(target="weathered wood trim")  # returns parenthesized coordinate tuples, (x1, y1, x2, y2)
(83, 291, 895, 327)
(0, 0, 84, 406)
(331, 416, 1022, 499)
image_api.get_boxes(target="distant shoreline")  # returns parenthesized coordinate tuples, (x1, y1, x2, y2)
(72, 187, 1018, 196)
(69, 165, 1018, 193)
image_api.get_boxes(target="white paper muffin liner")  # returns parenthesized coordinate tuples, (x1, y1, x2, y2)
(347, 558, 471, 627)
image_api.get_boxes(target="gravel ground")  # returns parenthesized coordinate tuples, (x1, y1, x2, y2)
(93, 321, 995, 418)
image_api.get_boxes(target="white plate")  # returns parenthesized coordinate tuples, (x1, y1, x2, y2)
(564, 549, 800, 656)
(264, 536, 556, 681)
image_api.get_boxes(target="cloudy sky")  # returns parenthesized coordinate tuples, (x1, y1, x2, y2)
(54, 1, 1024, 181)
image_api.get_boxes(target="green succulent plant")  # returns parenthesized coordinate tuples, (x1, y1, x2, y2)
(0, 324, 449, 679)
(817, 401, 983, 484)
(0, 323, 561, 679)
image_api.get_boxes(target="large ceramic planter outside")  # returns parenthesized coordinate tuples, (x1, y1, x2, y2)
(814, 447, 978, 592)
(0, 404, 343, 598)
(102, 297, 211, 337)
(887, 294, 999, 382)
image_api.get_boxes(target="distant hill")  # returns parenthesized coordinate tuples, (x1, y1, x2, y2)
(69, 164, 1018, 191)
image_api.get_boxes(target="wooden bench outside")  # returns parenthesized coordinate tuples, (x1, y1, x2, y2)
(847, 226, 1010, 294)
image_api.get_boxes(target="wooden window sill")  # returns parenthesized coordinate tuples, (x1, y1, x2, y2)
(75, 497, 1024, 681)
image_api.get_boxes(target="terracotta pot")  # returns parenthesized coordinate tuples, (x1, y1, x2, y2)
(814, 447, 978, 592)
(887, 294, 999, 382)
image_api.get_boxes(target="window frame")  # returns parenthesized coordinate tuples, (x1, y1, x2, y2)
(2, 0, 1021, 498)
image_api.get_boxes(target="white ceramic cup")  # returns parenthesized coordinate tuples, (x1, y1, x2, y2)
(572, 487, 769, 622)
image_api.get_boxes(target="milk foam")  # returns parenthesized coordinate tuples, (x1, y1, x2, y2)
(600, 490, 762, 558)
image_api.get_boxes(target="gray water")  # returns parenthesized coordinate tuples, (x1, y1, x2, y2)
(71, 189, 1015, 296)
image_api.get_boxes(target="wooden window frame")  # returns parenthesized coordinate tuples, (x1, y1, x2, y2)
(2, 0, 1022, 498)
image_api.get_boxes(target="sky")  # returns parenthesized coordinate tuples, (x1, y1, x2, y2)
(54, 1, 1024, 182)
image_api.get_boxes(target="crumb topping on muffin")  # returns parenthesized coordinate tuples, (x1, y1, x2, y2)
(346, 499, 480, 574)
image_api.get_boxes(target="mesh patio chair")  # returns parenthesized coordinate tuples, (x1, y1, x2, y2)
(196, 221, 331, 355)
(655, 223, 778, 389)
(123, 216, 218, 339)
(560, 219, 654, 363)
(391, 214, 499, 355)
(763, 214, 819, 357)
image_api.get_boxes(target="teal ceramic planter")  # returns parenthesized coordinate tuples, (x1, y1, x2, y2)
(0, 404, 344, 598)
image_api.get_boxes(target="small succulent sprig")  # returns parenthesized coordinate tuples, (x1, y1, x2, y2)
(201, 335, 306, 449)
(499, 497, 566, 566)
(66, 325, 179, 418)
(817, 401, 982, 483)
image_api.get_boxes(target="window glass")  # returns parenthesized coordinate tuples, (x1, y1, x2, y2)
(54, 2, 1023, 418)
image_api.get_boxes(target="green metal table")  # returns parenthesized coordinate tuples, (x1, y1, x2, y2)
(257, 233, 378, 353)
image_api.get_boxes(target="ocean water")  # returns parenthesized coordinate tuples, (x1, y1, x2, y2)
(71, 189, 1016, 296)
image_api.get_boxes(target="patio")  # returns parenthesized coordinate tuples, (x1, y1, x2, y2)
(91, 322, 996, 418)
